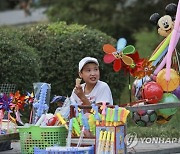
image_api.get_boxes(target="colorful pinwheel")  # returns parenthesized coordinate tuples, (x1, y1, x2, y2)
(25, 92, 34, 105)
(103, 38, 136, 72)
(134, 59, 155, 79)
(0, 94, 14, 112)
(10, 91, 25, 110)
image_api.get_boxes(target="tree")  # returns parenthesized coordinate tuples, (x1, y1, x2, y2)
(45, 0, 179, 42)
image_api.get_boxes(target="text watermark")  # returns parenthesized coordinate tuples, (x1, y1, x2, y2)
(124, 132, 180, 148)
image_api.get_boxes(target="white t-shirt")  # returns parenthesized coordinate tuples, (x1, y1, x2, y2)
(70, 80, 113, 105)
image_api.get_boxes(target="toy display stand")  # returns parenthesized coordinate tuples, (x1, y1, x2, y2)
(96, 125, 126, 154)
(70, 105, 127, 154)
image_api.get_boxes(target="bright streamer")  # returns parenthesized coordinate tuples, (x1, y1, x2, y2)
(152, 46, 168, 67)
(166, 0, 180, 81)
(149, 33, 171, 62)
(154, 54, 167, 75)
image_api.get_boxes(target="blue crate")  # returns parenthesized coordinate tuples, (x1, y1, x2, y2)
(34, 146, 94, 154)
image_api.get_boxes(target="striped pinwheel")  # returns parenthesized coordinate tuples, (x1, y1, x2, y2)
(0, 94, 14, 112)
(103, 38, 136, 72)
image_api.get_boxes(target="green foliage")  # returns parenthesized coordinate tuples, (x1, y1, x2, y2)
(19, 22, 127, 103)
(0, 27, 40, 92)
(128, 109, 180, 138)
(45, 0, 179, 41)
(47, 22, 86, 35)
(133, 28, 162, 59)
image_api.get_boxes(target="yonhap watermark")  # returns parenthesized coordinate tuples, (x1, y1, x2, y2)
(124, 132, 180, 148)
(124, 132, 138, 148)
(139, 137, 180, 144)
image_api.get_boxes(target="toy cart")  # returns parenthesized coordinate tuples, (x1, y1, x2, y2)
(69, 105, 128, 154)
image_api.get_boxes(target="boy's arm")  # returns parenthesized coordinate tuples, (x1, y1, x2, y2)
(79, 95, 91, 105)
(73, 78, 90, 105)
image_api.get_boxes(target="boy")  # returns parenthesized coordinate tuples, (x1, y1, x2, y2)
(70, 57, 113, 105)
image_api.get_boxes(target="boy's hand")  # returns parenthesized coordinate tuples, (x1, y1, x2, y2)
(74, 85, 91, 106)
(74, 78, 85, 99)
(74, 85, 85, 99)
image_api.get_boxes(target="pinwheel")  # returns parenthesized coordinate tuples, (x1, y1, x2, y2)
(103, 38, 136, 72)
(10, 91, 25, 110)
(0, 94, 14, 112)
(25, 92, 34, 105)
(134, 59, 155, 79)
(24, 92, 34, 124)
(0, 94, 14, 132)
(9, 91, 28, 126)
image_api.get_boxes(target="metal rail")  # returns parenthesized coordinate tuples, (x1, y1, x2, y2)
(126, 102, 180, 111)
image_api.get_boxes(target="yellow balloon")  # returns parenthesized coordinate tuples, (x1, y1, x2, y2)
(156, 68, 179, 92)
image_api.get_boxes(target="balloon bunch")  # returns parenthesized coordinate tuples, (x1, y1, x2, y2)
(132, 2, 180, 126)
(102, 2, 180, 126)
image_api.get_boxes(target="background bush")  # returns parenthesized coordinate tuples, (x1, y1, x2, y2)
(15, 22, 129, 104)
(45, 0, 179, 41)
(0, 27, 40, 92)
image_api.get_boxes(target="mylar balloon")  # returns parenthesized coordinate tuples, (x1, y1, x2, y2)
(156, 68, 179, 92)
(157, 93, 179, 116)
(172, 85, 180, 99)
(132, 76, 152, 100)
(142, 81, 163, 104)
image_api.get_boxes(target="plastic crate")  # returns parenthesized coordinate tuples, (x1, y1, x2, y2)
(17, 125, 67, 154)
(34, 146, 94, 154)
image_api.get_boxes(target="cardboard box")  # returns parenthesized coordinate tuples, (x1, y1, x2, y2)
(95, 125, 126, 154)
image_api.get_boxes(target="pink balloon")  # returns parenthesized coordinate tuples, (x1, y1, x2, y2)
(166, 0, 180, 81)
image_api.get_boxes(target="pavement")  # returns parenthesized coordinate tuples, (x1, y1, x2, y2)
(0, 141, 180, 154)
(129, 142, 180, 154)
(0, 7, 48, 26)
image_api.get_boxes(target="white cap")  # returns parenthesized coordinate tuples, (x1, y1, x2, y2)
(79, 57, 99, 72)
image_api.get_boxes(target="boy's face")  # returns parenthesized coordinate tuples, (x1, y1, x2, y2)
(79, 63, 100, 85)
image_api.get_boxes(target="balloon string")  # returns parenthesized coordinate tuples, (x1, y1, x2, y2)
(129, 74, 132, 102)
